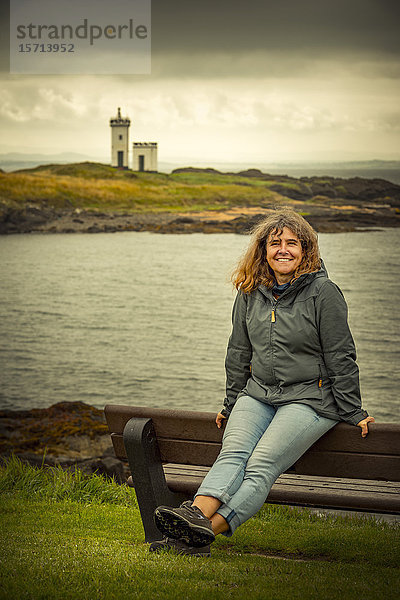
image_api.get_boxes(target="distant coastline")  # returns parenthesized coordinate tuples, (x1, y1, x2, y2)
(1, 155, 400, 185)
(1, 162, 399, 234)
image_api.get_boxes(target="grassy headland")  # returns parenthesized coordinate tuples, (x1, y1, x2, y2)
(0, 163, 281, 212)
(0, 457, 399, 600)
(1, 162, 399, 234)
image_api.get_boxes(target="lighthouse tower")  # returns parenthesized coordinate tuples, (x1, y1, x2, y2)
(110, 107, 130, 168)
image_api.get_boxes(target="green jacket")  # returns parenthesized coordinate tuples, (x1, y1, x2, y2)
(222, 264, 369, 426)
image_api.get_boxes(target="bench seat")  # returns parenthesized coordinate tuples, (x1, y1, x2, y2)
(159, 465, 400, 513)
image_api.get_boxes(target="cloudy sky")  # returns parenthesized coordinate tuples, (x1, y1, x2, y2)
(0, 0, 399, 165)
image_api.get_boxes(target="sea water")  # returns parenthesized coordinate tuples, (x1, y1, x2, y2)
(0, 229, 399, 421)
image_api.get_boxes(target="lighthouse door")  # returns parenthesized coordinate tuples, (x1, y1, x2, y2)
(139, 155, 145, 171)
(117, 151, 124, 167)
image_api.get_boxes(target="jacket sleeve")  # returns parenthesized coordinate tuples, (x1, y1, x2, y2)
(221, 291, 252, 417)
(315, 280, 368, 426)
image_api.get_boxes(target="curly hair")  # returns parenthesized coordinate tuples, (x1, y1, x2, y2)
(232, 209, 321, 293)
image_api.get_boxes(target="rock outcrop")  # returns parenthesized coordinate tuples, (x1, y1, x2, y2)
(0, 401, 126, 483)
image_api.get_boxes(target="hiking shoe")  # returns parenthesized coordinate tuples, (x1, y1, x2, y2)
(154, 500, 215, 547)
(149, 537, 211, 557)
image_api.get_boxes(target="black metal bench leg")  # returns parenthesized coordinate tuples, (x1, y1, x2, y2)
(123, 417, 186, 542)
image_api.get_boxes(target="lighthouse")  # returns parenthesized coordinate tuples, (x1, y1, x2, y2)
(110, 107, 130, 169)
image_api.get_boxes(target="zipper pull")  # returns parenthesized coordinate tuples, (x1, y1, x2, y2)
(318, 378, 322, 388)
(271, 309, 276, 323)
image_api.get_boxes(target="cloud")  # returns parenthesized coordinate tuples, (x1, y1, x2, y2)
(0, 90, 30, 122)
(2, 72, 398, 146)
(0, 81, 100, 123)
(0, 0, 399, 161)
(152, 0, 400, 57)
(149, 48, 400, 81)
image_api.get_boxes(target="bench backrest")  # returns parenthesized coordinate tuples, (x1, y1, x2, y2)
(104, 404, 400, 481)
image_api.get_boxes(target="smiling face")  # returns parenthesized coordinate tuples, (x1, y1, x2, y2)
(266, 227, 303, 284)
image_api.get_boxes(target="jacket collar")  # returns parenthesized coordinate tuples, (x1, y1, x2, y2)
(258, 260, 328, 301)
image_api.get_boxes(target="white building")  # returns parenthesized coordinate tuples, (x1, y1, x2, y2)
(109, 108, 130, 168)
(132, 142, 158, 172)
(109, 108, 158, 171)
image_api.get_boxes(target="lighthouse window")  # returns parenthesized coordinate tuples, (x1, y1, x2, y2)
(119, 135, 123, 140)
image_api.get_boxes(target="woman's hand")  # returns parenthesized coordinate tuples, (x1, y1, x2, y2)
(216, 412, 227, 429)
(356, 416, 375, 437)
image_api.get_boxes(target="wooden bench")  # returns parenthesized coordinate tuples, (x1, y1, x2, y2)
(104, 404, 400, 542)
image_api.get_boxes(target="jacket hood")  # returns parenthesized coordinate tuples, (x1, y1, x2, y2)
(318, 258, 328, 278)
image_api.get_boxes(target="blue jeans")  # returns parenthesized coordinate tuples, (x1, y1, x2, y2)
(195, 395, 338, 536)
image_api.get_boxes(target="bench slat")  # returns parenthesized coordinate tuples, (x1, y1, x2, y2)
(293, 450, 400, 481)
(110, 432, 221, 465)
(161, 468, 400, 513)
(106, 405, 220, 442)
(111, 432, 400, 480)
(308, 423, 400, 454)
(163, 465, 400, 492)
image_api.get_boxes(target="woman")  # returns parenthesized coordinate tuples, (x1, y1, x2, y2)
(151, 209, 374, 557)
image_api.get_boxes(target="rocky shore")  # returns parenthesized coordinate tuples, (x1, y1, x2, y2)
(1, 201, 399, 235)
(0, 401, 126, 483)
(1, 168, 399, 234)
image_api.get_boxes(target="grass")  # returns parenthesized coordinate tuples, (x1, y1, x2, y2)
(0, 163, 283, 213)
(0, 455, 134, 505)
(1, 162, 398, 218)
(0, 457, 399, 600)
